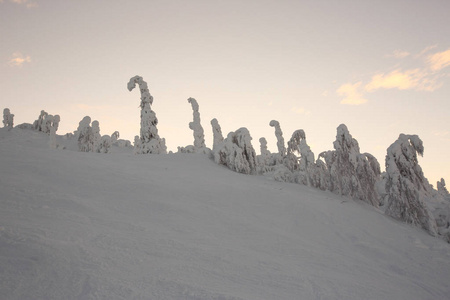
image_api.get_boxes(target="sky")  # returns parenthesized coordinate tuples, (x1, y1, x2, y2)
(1, 0, 449, 185)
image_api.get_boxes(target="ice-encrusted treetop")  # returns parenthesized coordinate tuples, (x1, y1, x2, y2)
(127, 75, 153, 107)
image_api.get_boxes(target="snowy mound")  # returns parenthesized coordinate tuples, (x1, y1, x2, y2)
(1, 128, 450, 300)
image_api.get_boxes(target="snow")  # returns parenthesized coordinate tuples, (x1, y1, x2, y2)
(1, 127, 450, 300)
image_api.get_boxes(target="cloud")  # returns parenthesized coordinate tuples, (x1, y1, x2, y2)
(8, 52, 31, 67)
(337, 45, 450, 104)
(365, 68, 444, 93)
(385, 50, 410, 59)
(365, 69, 421, 91)
(337, 82, 368, 105)
(427, 49, 450, 71)
(290, 107, 311, 115)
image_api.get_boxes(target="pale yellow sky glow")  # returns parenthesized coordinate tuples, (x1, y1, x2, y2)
(1, 0, 449, 185)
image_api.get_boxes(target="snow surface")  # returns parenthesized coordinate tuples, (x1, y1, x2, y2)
(1, 128, 450, 300)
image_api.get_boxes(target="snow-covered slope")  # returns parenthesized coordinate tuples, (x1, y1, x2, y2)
(1, 128, 449, 300)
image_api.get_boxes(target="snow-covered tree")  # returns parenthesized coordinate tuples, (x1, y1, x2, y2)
(91, 120, 102, 152)
(98, 135, 112, 153)
(188, 97, 205, 149)
(133, 135, 141, 155)
(127, 75, 166, 154)
(211, 118, 224, 152)
(42, 115, 54, 134)
(384, 134, 437, 236)
(48, 119, 57, 149)
(320, 124, 380, 206)
(257, 137, 272, 172)
(3, 108, 14, 128)
(178, 98, 210, 154)
(33, 110, 48, 131)
(285, 129, 316, 186)
(76, 116, 92, 152)
(111, 131, 120, 144)
(437, 178, 449, 197)
(269, 120, 286, 159)
(314, 154, 330, 191)
(32, 110, 60, 135)
(214, 128, 257, 175)
(285, 130, 302, 172)
(53, 115, 60, 132)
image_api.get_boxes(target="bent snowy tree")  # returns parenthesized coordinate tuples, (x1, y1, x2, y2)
(211, 118, 224, 153)
(214, 127, 258, 175)
(269, 120, 286, 159)
(318, 124, 380, 206)
(384, 134, 437, 236)
(188, 97, 206, 149)
(128, 76, 166, 154)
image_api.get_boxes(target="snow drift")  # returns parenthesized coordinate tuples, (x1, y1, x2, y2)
(1, 127, 450, 300)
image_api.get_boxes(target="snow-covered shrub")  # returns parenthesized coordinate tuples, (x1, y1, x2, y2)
(269, 120, 286, 160)
(3, 108, 14, 128)
(128, 75, 166, 154)
(16, 123, 34, 130)
(76, 116, 92, 152)
(273, 164, 294, 183)
(214, 128, 257, 175)
(384, 134, 437, 236)
(211, 118, 224, 152)
(117, 139, 132, 148)
(177, 145, 196, 153)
